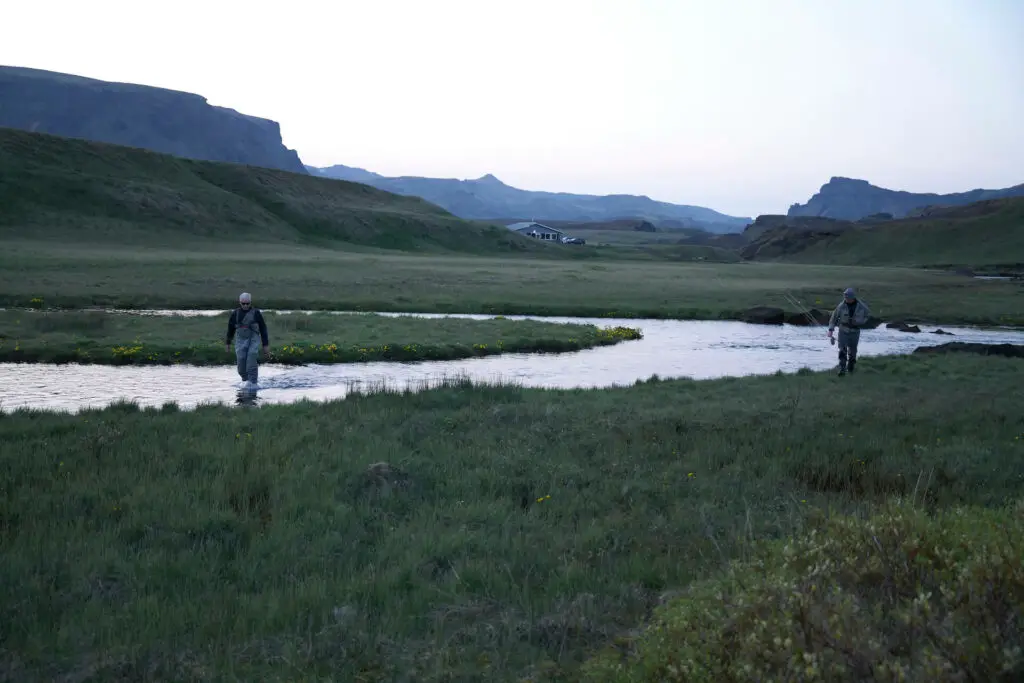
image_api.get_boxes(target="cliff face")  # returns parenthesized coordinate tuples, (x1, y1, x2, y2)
(0, 66, 307, 174)
(788, 176, 1024, 221)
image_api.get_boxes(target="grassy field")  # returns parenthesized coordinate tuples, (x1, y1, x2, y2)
(1, 352, 1022, 681)
(560, 229, 740, 261)
(3, 127, 1023, 327)
(0, 309, 640, 365)
(2, 239, 1022, 326)
(0, 127, 548, 255)
(754, 198, 1024, 270)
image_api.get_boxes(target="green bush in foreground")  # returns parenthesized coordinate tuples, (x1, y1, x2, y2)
(583, 501, 1024, 683)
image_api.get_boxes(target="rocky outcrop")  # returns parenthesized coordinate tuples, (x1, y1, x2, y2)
(742, 215, 854, 241)
(886, 322, 922, 333)
(785, 308, 830, 326)
(913, 342, 1024, 358)
(740, 307, 786, 325)
(739, 306, 881, 328)
(0, 66, 306, 174)
(738, 215, 857, 260)
(787, 177, 1024, 221)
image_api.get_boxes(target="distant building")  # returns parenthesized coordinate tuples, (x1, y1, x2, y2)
(506, 221, 566, 242)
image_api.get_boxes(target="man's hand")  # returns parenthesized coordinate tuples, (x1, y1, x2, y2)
(225, 344, 231, 354)
(262, 345, 269, 358)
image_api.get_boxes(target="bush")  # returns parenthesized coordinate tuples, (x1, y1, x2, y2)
(583, 500, 1024, 682)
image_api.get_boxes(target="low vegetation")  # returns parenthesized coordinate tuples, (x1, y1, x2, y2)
(2, 352, 1022, 681)
(0, 310, 641, 365)
(0, 127, 542, 255)
(583, 501, 1024, 682)
(744, 197, 1024, 270)
(3, 242, 1022, 327)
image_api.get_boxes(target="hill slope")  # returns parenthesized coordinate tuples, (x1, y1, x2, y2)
(745, 197, 1024, 268)
(0, 128, 543, 254)
(0, 65, 307, 174)
(788, 176, 1024, 221)
(307, 164, 751, 233)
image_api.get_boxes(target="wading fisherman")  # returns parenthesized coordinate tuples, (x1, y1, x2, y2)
(827, 287, 871, 376)
(225, 292, 269, 390)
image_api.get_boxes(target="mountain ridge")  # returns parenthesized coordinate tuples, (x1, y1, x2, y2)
(787, 175, 1024, 221)
(307, 164, 752, 233)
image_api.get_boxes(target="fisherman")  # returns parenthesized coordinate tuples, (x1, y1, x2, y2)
(225, 292, 269, 390)
(827, 287, 871, 376)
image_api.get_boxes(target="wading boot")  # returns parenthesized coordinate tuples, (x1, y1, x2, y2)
(848, 359, 856, 375)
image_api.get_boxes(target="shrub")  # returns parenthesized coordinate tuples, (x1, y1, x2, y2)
(583, 500, 1024, 682)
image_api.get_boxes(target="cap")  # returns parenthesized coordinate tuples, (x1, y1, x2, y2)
(843, 287, 856, 298)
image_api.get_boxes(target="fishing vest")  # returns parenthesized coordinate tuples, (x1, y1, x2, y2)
(835, 300, 870, 328)
(234, 307, 259, 341)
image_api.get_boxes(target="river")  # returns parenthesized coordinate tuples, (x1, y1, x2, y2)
(1, 311, 1022, 413)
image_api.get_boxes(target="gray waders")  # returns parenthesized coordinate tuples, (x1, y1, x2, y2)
(234, 308, 262, 386)
(837, 326, 860, 375)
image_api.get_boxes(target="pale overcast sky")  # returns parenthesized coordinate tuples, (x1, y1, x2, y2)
(3, 0, 1022, 217)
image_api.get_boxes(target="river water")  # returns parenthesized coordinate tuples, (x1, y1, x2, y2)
(1, 311, 1022, 413)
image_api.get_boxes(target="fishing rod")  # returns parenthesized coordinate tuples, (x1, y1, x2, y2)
(700, 263, 833, 344)
(782, 290, 834, 345)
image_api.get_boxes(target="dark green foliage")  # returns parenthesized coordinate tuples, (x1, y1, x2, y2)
(583, 501, 1024, 682)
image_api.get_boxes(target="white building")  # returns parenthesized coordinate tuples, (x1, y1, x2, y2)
(505, 221, 567, 242)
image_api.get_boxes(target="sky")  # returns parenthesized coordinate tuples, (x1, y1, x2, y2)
(2, 0, 1022, 218)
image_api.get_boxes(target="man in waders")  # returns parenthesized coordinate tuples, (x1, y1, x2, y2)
(225, 292, 269, 391)
(827, 287, 870, 376)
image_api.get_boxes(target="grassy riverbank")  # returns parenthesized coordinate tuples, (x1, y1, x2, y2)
(3, 241, 1022, 327)
(0, 310, 640, 365)
(2, 352, 1022, 681)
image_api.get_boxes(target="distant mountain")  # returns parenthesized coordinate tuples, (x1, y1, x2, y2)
(307, 164, 751, 233)
(788, 176, 1024, 221)
(0, 65, 307, 174)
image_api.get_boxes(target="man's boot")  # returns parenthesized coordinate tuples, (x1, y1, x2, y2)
(837, 350, 847, 376)
(848, 358, 856, 374)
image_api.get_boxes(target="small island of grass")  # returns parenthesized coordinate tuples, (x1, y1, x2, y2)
(0, 309, 642, 366)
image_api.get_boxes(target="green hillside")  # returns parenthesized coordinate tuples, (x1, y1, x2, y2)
(0, 127, 542, 254)
(748, 197, 1024, 269)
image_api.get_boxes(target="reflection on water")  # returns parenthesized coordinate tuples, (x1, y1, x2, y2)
(1, 312, 1022, 414)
